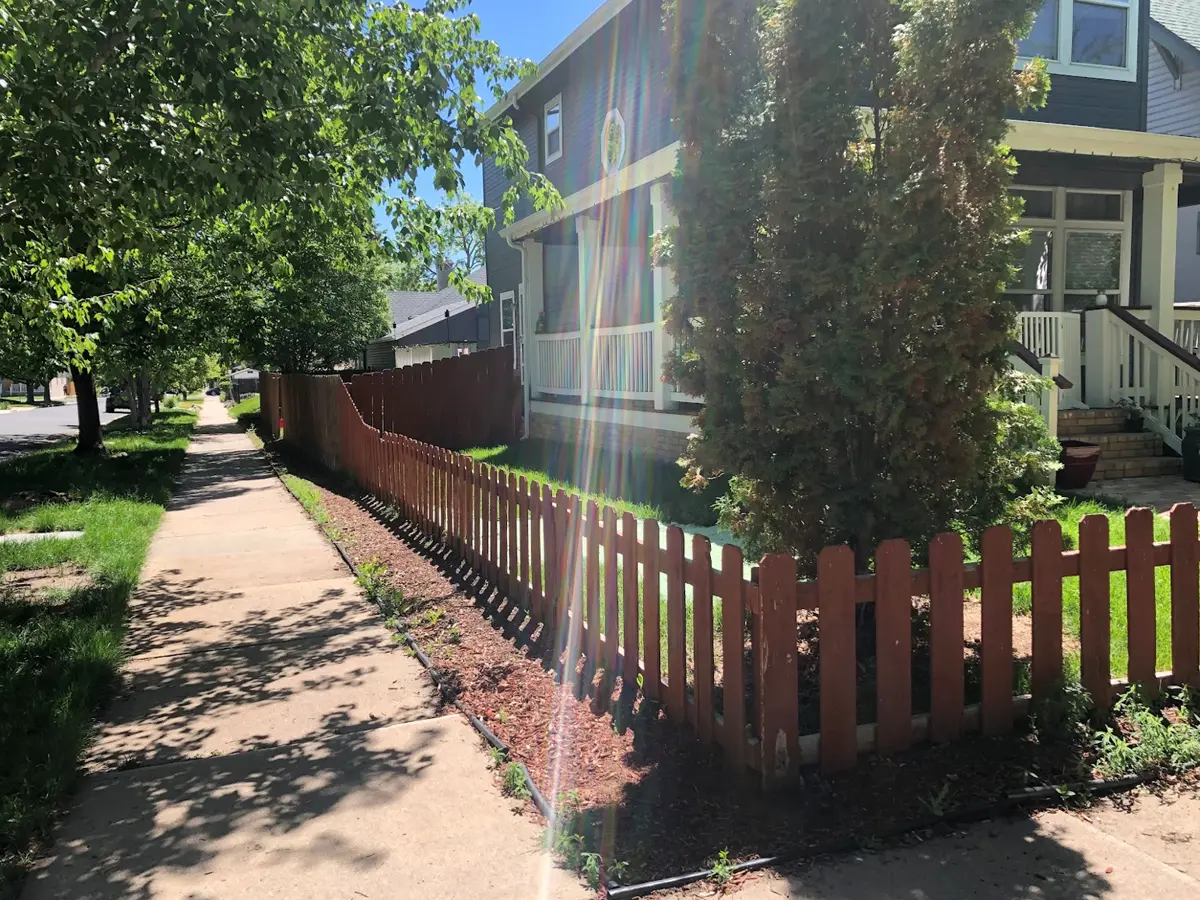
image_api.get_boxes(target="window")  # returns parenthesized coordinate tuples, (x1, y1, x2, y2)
(544, 95, 563, 165)
(601, 108, 627, 176)
(1007, 186, 1131, 311)
(1018, 0, 1137, 81)
(500, 290, 516, 349)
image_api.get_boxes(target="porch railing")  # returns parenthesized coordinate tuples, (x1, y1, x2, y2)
(1174, 306, 1200, 357)
(1017, 311, 1082, 408)
(1085, 305, 1200, 454)
(594, 323, 656, 400)
(532, 331, 583, 397)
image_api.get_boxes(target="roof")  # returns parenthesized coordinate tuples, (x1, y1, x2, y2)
(371, 267, 486, 345)
(485, 0, 633, 120)
(1152, 0, 1200, 54)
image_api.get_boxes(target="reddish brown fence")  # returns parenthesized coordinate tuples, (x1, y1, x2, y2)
(348, 346, 520, 449)
(264, 377, 1200, 788)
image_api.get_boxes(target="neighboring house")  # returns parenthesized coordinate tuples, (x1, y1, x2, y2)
(230, 368, 260, 403)
(364, 267, 489, 371)
(484, 0, 1200, 474)
(1, 374, 71, 401)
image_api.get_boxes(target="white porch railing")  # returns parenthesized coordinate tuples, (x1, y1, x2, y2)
(1085, 306, 1200, 454)
(532, 331, 583, 397)
(1009, 354, 1061, 439)
(1017, 311, 1082, 408)
(594, 323, 656, 400)
(1174, 306, 1200, 357)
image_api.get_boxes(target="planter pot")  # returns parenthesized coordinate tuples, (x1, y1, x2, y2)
(1057, 440, 1101, 491)
(1125, 414, 1144, 434)
(1183, 427, 1200, 483)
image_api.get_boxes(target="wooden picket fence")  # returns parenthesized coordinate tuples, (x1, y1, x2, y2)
(265, 375, 1200, 788)
(348, 345, 521, 449)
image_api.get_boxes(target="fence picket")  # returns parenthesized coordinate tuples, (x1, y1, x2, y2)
(621, 512, 639, 687)
(664, 525, 686, 723)
(1031, 520, 1064, 700)
(981, 526, 1014, 735)
(692, 534, 715, 744)
(603, 506, 620, 683)
(519, 476, 530, 609)
(643, 519, 662, 702)
(1125, 507, 1157, 689)
(875, 540, 913, 754)
(508, 472, 519, 600)
(929, 532, 965, 743)
(720, 544, 746, 770)
(566, 494, 584, 687)
(818, 545, 857, 772)
(1079, 515, 1112, 707)
(585, 501, 601, 681)
(1171, 504, 1200, 685)
(531, 481, 544, 621)
(759, 553, 799, 787)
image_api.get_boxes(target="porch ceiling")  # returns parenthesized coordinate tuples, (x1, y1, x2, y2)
(1008, 120, 1200, 163)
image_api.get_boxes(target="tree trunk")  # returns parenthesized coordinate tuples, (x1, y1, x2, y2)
(136, 370, 152, 430)
(25, 382, 35, 404)
(71, 365, 105, 454)
(43, 376, 52, 405)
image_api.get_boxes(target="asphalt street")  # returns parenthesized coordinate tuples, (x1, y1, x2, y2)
(0, 402, 125, 459)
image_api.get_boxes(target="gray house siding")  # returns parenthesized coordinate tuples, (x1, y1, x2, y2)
(1148, 38, 1200, 135)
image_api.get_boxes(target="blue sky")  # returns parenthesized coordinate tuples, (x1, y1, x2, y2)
(376, 0, 590, 232)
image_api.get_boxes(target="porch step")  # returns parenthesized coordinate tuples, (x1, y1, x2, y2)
(1071, 432, 1163, 458)
(1092, 455, 1182, 481)
(1057, 408, 1128, 437)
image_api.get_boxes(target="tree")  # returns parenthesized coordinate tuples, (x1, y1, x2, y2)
(667, 0, 1055, 570)
(381, 196, 490, 291)
(235, 217, 390, 374)
(0, 313, 63, 404)
(1, 0, 554, 450)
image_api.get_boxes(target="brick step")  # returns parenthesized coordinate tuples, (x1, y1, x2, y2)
(1091, 456, 1182, 481)
(1068, 432, 1163, 457)
(1059, 421, 1127, 436)
(1059, 408, 1128, 426)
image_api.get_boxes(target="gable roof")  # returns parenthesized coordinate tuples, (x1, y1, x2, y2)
(1153, 0, 1200, 54)
(485, 0, 634, 120)
(371, 267, 486, 345)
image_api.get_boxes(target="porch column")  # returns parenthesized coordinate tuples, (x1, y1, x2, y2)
(1141, 162, 1184, 337)
(650, 180, 678, 411)
(521, 238, 544, 397)
(575, 213, 598, 405)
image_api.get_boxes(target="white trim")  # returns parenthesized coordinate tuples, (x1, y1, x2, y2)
(544, 94, 563, 165)
(601, 108, 628, 176)
(1017, 0, 1140, 83)
(485, 0, 635, 121)
(1006, 119, 1200, 161)
(499, 290, 516, 349)
(531, 399, 696, 434)
(502, 142, 680, 240)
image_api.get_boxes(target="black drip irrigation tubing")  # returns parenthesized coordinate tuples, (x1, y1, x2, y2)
(257, 437, 1200, 899)
(258, 446, 555, 824)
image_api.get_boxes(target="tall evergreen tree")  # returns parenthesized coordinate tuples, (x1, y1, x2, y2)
(667, 0, 1053, 569)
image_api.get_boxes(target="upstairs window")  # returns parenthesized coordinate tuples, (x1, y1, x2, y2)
(1018, 0, 1138, 82)
(544, 95, 563, 165)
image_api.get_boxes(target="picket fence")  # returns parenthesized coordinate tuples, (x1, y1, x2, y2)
(263, 373, 1200, 788)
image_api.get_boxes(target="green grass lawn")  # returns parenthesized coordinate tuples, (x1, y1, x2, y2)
(0, 410, 195, 895)
(464, 438, 723, 526)
(228, 393, 260, 421)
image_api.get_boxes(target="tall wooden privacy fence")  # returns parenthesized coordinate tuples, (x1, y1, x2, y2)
(349, 346, 520, 449)
(265, 377, 1200, 789)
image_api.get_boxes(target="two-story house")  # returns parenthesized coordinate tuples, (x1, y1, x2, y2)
(483, 0, 1200, 480)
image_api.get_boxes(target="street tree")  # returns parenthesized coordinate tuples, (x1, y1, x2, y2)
(1, 0, 554, 450)
(667, 0, 1057, 570)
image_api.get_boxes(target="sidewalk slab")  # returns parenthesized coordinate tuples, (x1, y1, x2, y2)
(732, 810, 1198, 899)
(89, 629, 440, 771)
(27, 717, 589, 900)
(154, 506, 316, 538)
(1080, 789, 1200, 882)
(140, 550, 348, 591)
(126, 577, 373, 660)
(143, 524, 333, 561)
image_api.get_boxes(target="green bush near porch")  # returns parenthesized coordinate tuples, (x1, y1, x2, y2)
(464, 438, 725, 527)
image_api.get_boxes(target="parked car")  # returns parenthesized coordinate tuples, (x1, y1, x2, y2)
(105, 390, 130, 413)
(205, 387, 220, 396)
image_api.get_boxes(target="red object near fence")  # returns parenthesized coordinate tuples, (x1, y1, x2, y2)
(260, 370, 1200, 789)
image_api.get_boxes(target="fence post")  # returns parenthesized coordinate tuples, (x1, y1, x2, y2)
(1171, 503, 1200, 685)
(818, 545, 857, 772)
(1079, 515, 1112, 708)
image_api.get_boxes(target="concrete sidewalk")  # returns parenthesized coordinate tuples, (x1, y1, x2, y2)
(23, 399, 586, 900)
(728, 800, 1200, 899)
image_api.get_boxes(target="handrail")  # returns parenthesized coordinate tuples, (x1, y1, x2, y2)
(1010, 341, 1074, 390)
(1107, 304, 1200, 373)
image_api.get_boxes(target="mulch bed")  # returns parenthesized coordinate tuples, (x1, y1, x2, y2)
(268, 444, 1122, 893)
